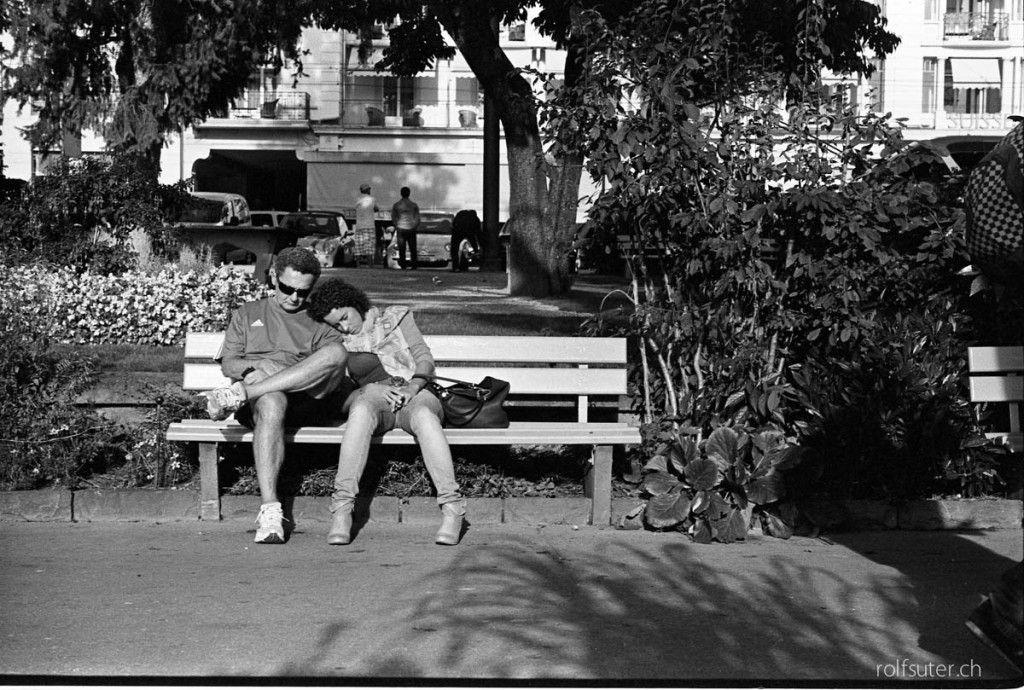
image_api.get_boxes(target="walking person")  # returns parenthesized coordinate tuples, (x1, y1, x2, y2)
(202, 247, 350, 544)
(391, 186, 420, 270)
(354, 183, 379, 267)
(307, 278, 467, 546)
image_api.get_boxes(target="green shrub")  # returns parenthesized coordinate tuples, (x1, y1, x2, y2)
(0, 154, 190, 273)
(561, 6, 1000, 515)
(0, 293, 121, 490)
(110, 387, 205, 488)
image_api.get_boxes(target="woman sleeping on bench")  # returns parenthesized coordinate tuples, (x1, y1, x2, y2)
(307, 278, 467, 547)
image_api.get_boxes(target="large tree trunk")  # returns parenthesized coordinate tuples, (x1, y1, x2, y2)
(505, 127, 573, 296)
(442, 7, 581, 297)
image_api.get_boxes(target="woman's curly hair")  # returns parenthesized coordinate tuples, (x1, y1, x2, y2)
(307, 278, 373, 321)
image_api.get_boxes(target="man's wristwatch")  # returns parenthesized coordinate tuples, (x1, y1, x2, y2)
(241, 366, 257, 379)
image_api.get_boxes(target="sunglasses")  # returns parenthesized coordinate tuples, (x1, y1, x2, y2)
(276, 281, 312, 299)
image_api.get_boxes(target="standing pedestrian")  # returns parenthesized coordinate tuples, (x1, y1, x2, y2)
(391, 186, 420, 270)
(354, 183, 379, 267)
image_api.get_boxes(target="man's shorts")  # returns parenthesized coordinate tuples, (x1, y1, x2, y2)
(234, 386, 352, 429)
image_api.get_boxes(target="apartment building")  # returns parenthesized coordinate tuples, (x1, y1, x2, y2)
(160, 17, 568, 217)
(824, 0, 1023, 165)
(3, 3, 1021, 207)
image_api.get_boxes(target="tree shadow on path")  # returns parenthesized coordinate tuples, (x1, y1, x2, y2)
(270, 529, 1020, 682)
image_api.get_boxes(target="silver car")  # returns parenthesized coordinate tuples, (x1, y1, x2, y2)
(286, 212, 356, 268)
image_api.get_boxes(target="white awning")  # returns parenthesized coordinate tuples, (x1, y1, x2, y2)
(950, 58, 1001, 88)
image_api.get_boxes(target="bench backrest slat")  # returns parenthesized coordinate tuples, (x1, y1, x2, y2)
(968, 346, 1024, 373)
(967, 345, 1023, 441)
(183, 363, 628, 396)
(969, 375, 1024, 404)
(184, 332, 626, 365)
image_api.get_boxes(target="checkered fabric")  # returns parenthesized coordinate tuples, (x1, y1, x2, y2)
(352, 228, 375, 258)
(965, 122, 1024, 262)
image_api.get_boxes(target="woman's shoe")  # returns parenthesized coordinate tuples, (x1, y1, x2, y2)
(327, 510, 353, 545)
(435, 503, 464, 545)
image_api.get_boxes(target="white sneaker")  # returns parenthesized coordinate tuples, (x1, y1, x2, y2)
(201, 382, 247, 421)
(254, 502, 287, 544)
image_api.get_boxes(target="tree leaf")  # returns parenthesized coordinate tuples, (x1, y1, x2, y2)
(763, 509, 794, 539)
(746, 473, 785, 505)
(645, 493, 691, 529)
(691, 518, 713, 544)
(768, 446, 807, 470)
(706, 427, 738, 466)
(711, 508, 748, 543)
(684, 457, 720, 491)
(708, 491, 732, 520)
(707, 451, 731, 472)
(616, 503, 646, 530)
(690, 489, 711, 514)
(644, 455, 668, 473)
(668, 442, 687, 474)
(643, 471, 681, 496)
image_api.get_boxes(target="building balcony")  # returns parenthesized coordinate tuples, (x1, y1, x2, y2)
(219, 90, 312, 121)
(336, 98, 483, 129)
(943, 12, 1010, 41)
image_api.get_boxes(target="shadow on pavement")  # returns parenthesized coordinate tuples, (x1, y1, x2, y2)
(829, 514, 1022, 680)
(267, 530, 1021, 681)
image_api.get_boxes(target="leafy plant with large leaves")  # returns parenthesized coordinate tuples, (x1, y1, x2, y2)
(639, 426, 815, 542)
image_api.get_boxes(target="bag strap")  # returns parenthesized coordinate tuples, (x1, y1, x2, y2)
(413, 373, 485, 389)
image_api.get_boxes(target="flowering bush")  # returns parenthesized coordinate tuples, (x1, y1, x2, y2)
(0, 264, 267, 346)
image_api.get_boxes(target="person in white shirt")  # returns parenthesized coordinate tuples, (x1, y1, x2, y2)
(354, 183, 379, 266)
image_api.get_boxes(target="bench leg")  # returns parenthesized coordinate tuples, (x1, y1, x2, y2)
(198, 442, 221, 521)
(585, 445, 613, 526)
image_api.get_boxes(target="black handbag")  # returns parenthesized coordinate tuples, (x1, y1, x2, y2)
(419, 374, 510, 428)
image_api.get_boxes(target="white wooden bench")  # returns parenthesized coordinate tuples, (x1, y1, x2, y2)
(968, 345, 1024, 453)
(166, 333, 641, 524)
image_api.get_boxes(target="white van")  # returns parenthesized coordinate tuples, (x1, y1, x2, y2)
(177, 192, 252, 226)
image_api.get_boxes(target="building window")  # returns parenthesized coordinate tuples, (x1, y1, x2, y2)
(508, 22, 526, 41)
(925, 0, 939, 20)
(944, 58, 1003, 114)
(922, 58, 938, 112)
(866, 59, 883, 112)
(944, 60, 957, 109)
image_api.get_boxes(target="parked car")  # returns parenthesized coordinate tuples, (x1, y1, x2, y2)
(284, 211, 355, 268)
(175, 192, 251, 227)
(250, 209, 289, 228)
(385, 212, 463, 269)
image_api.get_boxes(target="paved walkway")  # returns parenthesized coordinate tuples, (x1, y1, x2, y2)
(1, 521, 1021, 682)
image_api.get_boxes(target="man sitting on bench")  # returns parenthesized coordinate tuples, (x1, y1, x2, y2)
(203, 247, 350, 544)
